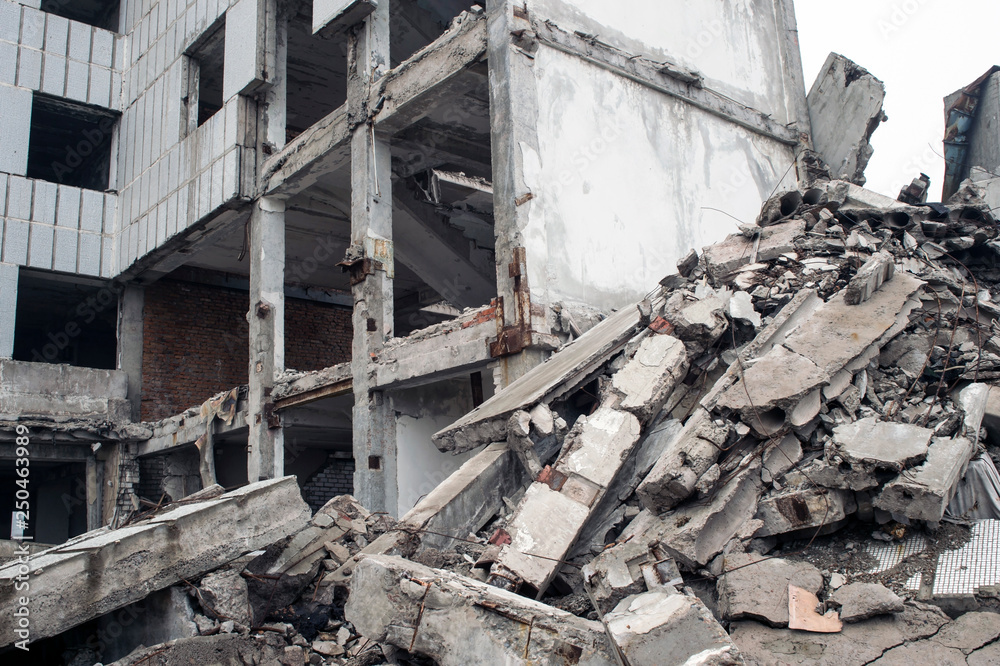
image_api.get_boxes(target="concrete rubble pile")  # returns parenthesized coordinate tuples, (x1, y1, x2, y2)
(6, 177, 1000, 665)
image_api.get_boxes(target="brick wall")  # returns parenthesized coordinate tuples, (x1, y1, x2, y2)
(302, 454, 355, 512)
(141, 275, 352, 421)
(137, 455, 166, 502)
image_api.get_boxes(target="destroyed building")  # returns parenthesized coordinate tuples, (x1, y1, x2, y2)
(0, 0, 999, 664)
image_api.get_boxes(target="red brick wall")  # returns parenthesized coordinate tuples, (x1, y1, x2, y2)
(141, 278, 352, 421)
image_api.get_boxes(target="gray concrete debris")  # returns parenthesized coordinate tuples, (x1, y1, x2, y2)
(807, 53, 886, 185)
(347, 554, 619, 666)
(0, 476, 310, 647)
(875, 436, 976, 522)
(604, 591, 744, 666)
(827, 417, 934, 484)
(582, 538, 680, 615)
(830, 583, 904, 622)
(754, 485, 858, 538)
(717, 554, 824, 627)
(845, 251, 895, 305)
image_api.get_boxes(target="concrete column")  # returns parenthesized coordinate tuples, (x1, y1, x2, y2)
(117, 285, 144, 421)
(85, 455, 103, 531)
(0, 263, 17, 359)
(260, 10, 287, 155)
(485, 1, 548, 387)
(247, 196, 286, 483)
(349, 1, 397, 515)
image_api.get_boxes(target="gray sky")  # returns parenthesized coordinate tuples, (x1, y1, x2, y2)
(794, 1, 1000, 200)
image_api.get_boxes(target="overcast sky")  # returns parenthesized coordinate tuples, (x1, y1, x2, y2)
(794, 1, 1000, 200)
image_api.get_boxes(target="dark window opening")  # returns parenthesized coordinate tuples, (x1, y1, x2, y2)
(0, 461, 88, 545)
(40, 0, 120, 32)
(13, 270, 118, 369)
(185, 19, 226, 128)
(285, 6, 348, 141)
(26, 94, 118, 192)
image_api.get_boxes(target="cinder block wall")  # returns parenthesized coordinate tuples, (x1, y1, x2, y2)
(140, 275, 352, 421)
(302, 454, 355, 512)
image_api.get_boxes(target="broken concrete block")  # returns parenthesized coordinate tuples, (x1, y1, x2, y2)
(636, 408, 730, 512)
(807, 53, 886, 185)
(610, 333, 688, 422)
(788, 584, 843, 633)
(582, 537, 678, 615)
(347, 555, 618, 666)
(656, 460, 763, 569)
(830, 583, 904, 622)
(729, 290, 762, 328)
(107, 632, 288, 666)
(0, 477, 310, 647)
(875, 436, 976, 522)
(718, 553, 824, 627)
(762, 434, 803, 484)
(663, 289, 730, 348)
(845, 251, 894, 305)
(198, 564, 252, 626)
(827, 417, 933, 485)
(604, 591, 743, 666)
(703, 219, 806, 278)
(755, 485, 857, 537)
(490, 406, 641, 595)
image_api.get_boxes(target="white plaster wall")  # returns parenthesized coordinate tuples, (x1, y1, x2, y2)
(521, 47, 797, 311)
(392, 379, 490, 516)
(526, 0, 793, 122)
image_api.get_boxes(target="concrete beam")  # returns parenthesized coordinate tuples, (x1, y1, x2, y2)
(0, 442, 93, 461)
(347, 555, 618, 666)
(247, 196, 286, 482)
(0, 477, 310, 647)
(259, 106, 351, 197)
(138, 406, 247, 457)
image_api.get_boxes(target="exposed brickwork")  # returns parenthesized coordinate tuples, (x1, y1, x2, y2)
(302, 454, 355, 512)
(137, 455, 167, 502)
(141, 275, 352, 421)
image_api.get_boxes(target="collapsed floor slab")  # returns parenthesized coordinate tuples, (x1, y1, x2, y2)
(0, 477, 310, 646)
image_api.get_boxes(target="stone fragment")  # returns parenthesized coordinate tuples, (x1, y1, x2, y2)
(844, 251, 894, 305)
(199, 565, 252, 626)
(729, 290, 762, 327)
(582, 536, 678, 614)
(933, 611, 1000, 653)
(762, 434, 803, 485)
(610, 333, 688, 422)
(604, 591, 743, 666)
(830, 583, 904, 622)
(677, 248, 699, 277)
(875, 436, 976, 522)
(831, 417, 932, 474)
(788, 584, 842, 633)
(718, 553, 824, 626)
(311, 641, 344, 657)
(347, 555, 617, 666)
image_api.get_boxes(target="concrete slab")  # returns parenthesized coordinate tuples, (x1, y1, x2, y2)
(875, 436, 976, 522)
(718, 553, 823, 627)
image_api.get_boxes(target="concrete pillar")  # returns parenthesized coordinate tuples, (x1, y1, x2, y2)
(247, 196, 286, 482)
(85, 455, 103, 531)
(485, 1, 547, 387)
(0, 263, 17, 359)
(349, 1, 397, 515)
(260, 10, 287, 155)
(117, 285, 144, 421)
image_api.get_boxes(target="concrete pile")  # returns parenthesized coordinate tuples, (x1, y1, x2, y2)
(6, 178, 1000, 665)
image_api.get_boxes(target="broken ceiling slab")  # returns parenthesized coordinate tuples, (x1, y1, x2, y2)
(714, 272, 924, 424)
(875, 436, 976, 522)
(0, 477, 310, 647)
(346, 554, 618, 666)
(610, 332, 689, 422)
(827, 417, 934, 485)
(807, 53, 886, 185)
(604, 591, 743, 666)
(702, 219, 806, 279)
(433, 300, 646, 453)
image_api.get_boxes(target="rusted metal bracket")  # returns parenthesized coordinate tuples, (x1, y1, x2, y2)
(337, 236, 394, 286)
(489, 247, 535, 357)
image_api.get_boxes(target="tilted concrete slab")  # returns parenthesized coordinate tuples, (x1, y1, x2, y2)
(0, 476, 310, 646)
(434, 300, 647, 453)
(347, 555, 618, 666)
